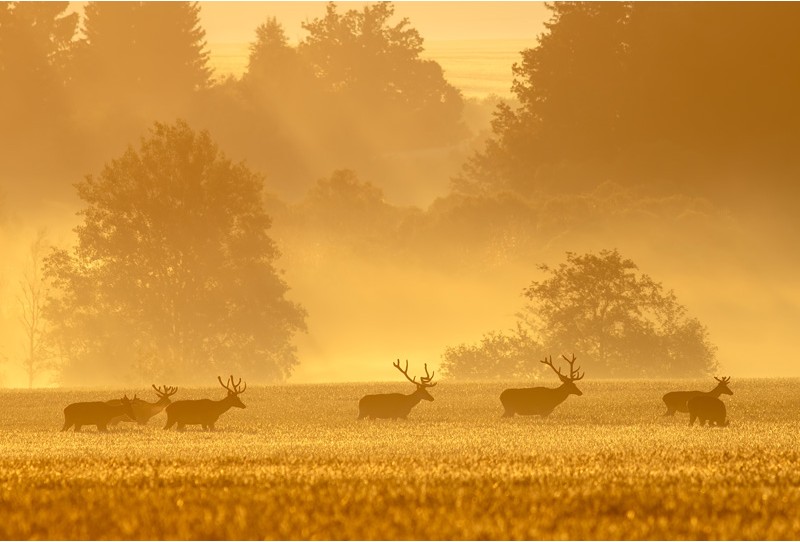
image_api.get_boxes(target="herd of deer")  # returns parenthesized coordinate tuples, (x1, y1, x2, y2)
(61, 357, 734, 432)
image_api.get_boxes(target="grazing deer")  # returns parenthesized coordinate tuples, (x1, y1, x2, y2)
(500, 354, 584, 417)
(163, 375, 246, 431)
(62, 395, 136, 432)
(109, 384, 178, 425)
(358, 359, 437, 419)
(662, 376, 732, 416)
(688, 395, 729, 427)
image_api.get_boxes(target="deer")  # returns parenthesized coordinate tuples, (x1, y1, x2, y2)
(109, 384, 178, 425)
(62, 395, 136, 432)
(687, 395, 729, 427)
(500, 354, 584, 417)
(662, 376, 732, 416)
(358, 359, 437, 419)
(163, 375, 246, 431)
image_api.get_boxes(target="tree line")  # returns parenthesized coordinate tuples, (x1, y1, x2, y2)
(5, 1, 797, 385)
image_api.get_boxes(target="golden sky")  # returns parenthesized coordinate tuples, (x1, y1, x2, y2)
(198, 2, 549, 43)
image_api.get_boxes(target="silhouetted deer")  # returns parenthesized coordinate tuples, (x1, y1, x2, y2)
(662, 376, 732, 416)
(500, 354, 584, 417)
(62, 395, 136, 432)
(688, 395, 729, 427)
(163, 375, 246, 431)
(358, 359, 437, 419)
(109, 384, 178, 425)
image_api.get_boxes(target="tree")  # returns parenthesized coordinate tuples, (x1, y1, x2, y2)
(520, 250, 716, 377)
(299, 2, 465, 150)
(463, 2, 629, 196)
(0, 2, 78, 170)
(442, 325, 540, 380)
(443, 249, 717, 379)
(462, 2, 800, 202)
(71, 2, 211, 123)
(18, 230, 52, 388)
(43, 121, 307, 385)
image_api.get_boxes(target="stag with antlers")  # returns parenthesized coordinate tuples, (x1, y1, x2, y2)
(163, 375, 246, 431)
(500, 354, 585, 417)
(662, 376, 732, 416)
(358, 359, 437, 419)
(108, 384, 178, 426)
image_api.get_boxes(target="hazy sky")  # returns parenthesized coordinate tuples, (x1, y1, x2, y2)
(198, 2, 550, 43)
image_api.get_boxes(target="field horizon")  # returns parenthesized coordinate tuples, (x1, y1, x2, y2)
(2, 379, 799, 539)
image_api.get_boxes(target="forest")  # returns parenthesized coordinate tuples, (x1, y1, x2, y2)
(1, 2, 799, 386)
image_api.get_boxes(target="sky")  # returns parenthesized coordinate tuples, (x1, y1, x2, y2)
(198, 2, 550, 43)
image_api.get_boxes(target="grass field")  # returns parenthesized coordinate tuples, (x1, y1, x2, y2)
(2, 379, 799, 540)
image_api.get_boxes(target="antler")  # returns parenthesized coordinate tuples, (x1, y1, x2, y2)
(539, 355, 564, 378)
(218, 375, 247, 395)
(561, 353, 584, 382)
(419, 363, 437, 388)
(393, 359, 417, 384)
(393, 359, 437, 387)
(540, 354, 584, 382)
(714, 376, 731, 384)
(152, 384, 178, 398)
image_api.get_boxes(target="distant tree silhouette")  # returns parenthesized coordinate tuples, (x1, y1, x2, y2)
(43, 121, 307, 385)
(0, 2, 77, 171)
(462, 2, 800, 201)
(17, 230, 52, 388)
(442, 325, 540, 380)
(299, 2, 465, 151)
(71, 2, 210, 127)
(521, 250, 717, 377)
(444, 250, 717, 379)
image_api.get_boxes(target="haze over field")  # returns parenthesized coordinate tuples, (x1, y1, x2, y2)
(1, 2, 799, 387)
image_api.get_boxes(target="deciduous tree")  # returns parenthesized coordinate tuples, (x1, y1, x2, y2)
(44, 121, 307, 385)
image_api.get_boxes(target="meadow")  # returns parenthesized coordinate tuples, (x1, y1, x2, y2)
(1, 379, 799, 540)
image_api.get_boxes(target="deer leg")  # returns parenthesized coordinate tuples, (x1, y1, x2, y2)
(61, 420, 71, 431)
(208, 423, 215, 431)
(688, 414, 696, 427)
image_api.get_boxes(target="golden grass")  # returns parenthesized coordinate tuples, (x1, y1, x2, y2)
(1, 379, 800, 539)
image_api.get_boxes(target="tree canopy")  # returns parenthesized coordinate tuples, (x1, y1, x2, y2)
(463, 2, 800, 201)
(43, 121, 307, 385)
(443, 250, 717, 379)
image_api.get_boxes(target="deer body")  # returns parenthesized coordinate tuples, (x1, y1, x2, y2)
(359, 388, 432, 419)
(62, 396, 135, 432)
(358, 359, 436, 420)
(662, 377, 732, 416)
(500, 354, 584, 418)
(688, 395, 729, 427)
(109, 385, 178, 425)
(500, 383, 578, 417)
(164, 376, 245, 431)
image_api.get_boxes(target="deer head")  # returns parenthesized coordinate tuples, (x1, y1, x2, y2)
(119, 394, 136, 419)
(714, 376, 733, 395)
(152, 384, 178, 403)
(394, 359, 437, 401)
(540, 354, 584, 396)
(218, 375, 247, 408)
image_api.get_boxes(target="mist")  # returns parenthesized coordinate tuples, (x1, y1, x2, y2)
(1, 1, 799, 388)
